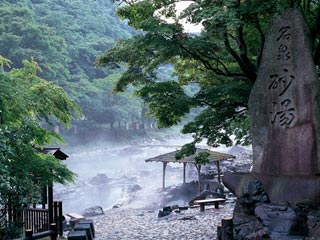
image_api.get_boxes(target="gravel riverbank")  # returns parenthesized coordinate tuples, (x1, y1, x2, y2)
(61, 143, 251, 239)
(88, 201, 235, 240)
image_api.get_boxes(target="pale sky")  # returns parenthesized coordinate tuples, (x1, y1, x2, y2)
(164, 1, 203, 33)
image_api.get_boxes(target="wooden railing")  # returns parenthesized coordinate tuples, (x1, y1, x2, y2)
(23, 208, 49, 233)
(22, 201, 63, 236)
(15, 223, 57, 240)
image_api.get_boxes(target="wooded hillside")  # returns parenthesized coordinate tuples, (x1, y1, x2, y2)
(0, 0, 161, 142)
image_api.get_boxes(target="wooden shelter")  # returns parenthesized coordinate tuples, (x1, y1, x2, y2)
(36, 147, 68, 221)
(145, 148, 235, 192)
(37, 147, 69, 161)
(31, 147, 68, 235)
(7, 147, 68, 238)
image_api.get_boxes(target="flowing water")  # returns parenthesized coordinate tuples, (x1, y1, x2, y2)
(54, 135, 230, 214)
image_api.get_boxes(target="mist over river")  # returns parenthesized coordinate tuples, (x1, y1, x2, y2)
(54, 135, 230, 214)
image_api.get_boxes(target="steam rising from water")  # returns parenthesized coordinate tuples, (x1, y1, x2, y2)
(54, 136, 230, 213)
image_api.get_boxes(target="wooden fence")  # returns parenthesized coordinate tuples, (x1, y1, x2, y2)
(22, 201, 63, 236)
(23, 208, 49, 233)
(15, 223, 57, 240)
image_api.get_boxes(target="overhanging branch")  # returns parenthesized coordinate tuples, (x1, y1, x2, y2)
(224, 30, 256, 83)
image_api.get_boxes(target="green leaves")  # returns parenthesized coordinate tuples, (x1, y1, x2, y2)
(117, 1, 157, 30)
(0, 3, 70, 85)
(0, 123, 75, 239)
(195, 152, 210, 165)
(0, 57, 81, 127)
(99, 0, 320, 149)
(100, 0, 319, 147)
(0, 0, 137, 129)
(77, 73, 143, 127)
(0, 57, 77, 238)
(174, 143, 210, 164)
(175, 142, 196, 160)
(137, 81, 193, 127)
(0, 56, 11, 69)
(182, 108, 233, 147)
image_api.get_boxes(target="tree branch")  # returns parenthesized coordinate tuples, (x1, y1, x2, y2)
(252, 15, 265, 68)
(181, 43, 248, 78)
(314, 41, 320, 66)
(162, 33, 250, 79)
(237, 27, 257, 81)
(195, 50, 232, 75)
(307, 0, 311, 11)
(223, 30, 256, 83)
(311, 4, 320, 41)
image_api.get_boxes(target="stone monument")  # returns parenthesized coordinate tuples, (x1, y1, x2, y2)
(223, 8, 320, 204)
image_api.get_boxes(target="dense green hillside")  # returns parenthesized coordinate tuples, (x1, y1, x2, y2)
(0, 0, 157, 142)
(0, 0, 133, 82)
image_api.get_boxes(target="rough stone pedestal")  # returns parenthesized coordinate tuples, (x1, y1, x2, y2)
(224, 173, 320, 204)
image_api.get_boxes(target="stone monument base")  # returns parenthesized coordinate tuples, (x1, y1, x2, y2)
(223, 172, 320, 205)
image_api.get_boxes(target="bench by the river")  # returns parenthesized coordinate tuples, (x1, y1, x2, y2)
(194, 198, 226, 212)
(66, 212, 85, 226)
(66, 213, 95, 240)
(67, 212, 85, 219)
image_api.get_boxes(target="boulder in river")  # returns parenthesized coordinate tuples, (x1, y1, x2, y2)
(89, 174, 110, 186)
(82, 206, 104, 217)
(129, 184, 142, 193)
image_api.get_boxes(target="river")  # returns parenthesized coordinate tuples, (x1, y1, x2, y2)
(54, 135, 230, 214)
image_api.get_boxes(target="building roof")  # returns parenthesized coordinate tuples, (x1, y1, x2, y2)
(145, 148, 235, 164)
(36, 147, 69, 160)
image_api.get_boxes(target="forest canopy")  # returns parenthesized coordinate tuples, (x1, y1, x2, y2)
(0, 1, 141, 237)
(0, 56, 81, 238)
(0, 0, 150, 140)
(97, 0, 320, 152)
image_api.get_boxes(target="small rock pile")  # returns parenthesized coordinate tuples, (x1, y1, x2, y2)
(233, 180, 320, 239)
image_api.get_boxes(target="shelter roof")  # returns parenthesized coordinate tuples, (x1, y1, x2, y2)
(36, 147, 69, 160)
(145, 148, 235, 164)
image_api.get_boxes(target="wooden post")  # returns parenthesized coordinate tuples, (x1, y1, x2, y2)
(25, 229, 33, 240)
(217, 224, 222, 240)
(53, 201, 58, 225)
(42, 186, 47, 209)
(183, 162, 187, 184)
(194, 164, 202, 193)
(216, 160, 221, 183)
(48, 184, 53, 224)
(199, 203, 205, 212)
(221, 217, 233, 240)
(57, 201, 63, 236)
(162, 162, 167, 189)
(50, 223, 57, 240)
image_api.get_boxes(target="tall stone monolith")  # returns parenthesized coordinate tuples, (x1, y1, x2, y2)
(223, 8, 320, 204)
(249, 8, 320, 175)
